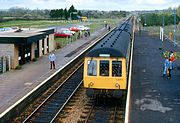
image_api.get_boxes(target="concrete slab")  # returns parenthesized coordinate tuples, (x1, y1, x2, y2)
(130, 31, 180, 123)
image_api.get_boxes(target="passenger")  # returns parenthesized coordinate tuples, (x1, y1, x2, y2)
(108, 25, 111, 31)
(48, 52, 56, 69)
(162, 57, 169, 77)
(167, 59, 172, 79)
(105, 23, 107, 28)
(169, 51, 175, 69)
(88, 31, 90, 37)
(84, 31, 88, 40)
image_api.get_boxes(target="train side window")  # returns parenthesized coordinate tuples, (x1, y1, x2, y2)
(87, 60, 97, 76)
(100, 60, 109, 76)
(112, 61, 122, 77)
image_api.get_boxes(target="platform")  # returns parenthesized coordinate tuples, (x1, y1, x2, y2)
(0, 27, 107, 119)
(130, 31, 180, 123)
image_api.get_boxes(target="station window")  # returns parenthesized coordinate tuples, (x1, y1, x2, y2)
(100, 60, 109, 76)
(112, 61, 122, 77)
(87, 60, 97, 76)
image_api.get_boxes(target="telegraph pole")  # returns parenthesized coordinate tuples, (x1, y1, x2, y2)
(162, 10, 164, 50)
(173, 9, 176, 47)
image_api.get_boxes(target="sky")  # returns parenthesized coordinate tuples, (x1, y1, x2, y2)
(0, 0, 179, 11)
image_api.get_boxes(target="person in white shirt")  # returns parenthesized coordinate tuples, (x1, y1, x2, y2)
(48, 52, 56, 69)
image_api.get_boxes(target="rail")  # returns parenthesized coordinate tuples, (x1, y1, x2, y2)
(22, 64, 83, 123)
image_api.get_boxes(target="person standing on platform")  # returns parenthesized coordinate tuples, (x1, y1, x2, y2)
(169, 51, 175, 69)
(162, 57, 169, 77)
(108, 25, 111, 31)
(167, 58, 172, 79)
(49, 52, 56, 69)
(84, 31, 88, 40)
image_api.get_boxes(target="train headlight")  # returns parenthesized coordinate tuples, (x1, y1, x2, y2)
(88, 82, 94, 87)
(115, 83, 120, 88)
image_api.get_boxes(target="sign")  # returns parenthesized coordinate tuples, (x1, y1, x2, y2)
(99, 54, 110, 57)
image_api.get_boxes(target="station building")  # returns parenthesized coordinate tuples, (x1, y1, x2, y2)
(0, 28, 55, 69)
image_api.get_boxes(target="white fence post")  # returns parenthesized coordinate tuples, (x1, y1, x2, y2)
(160, 27, 162, 40)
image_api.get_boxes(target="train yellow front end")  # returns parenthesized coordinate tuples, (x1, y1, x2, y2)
(84, 57, 127, 88)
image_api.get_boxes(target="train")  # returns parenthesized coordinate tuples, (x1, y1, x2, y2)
(83, 17, 133, 98)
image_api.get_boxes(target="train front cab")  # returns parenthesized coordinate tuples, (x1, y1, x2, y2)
(84, 57, 127, 98)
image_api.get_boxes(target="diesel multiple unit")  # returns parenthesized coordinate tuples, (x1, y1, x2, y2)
(83, 17, 133, 98)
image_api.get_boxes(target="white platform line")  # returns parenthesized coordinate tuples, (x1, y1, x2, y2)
(125, 17, 135, 123)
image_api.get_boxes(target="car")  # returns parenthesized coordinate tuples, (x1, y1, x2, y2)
(76, 25, 90, 31)
(54, 31, 72, 38)
(59, 28, 76, 35)
(69, 27, 81, 32)
(0, 27, 20, 33)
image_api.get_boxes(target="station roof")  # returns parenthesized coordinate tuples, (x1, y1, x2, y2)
(0, 31, 45, 38)
(0, 28, 54, 44)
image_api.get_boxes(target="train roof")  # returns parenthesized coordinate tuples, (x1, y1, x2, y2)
(86, 29, 131, 58)
(86, 18, 133, 58)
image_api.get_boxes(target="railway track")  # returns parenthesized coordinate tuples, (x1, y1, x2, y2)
(12, 61, 83, 123)
(78, 97, 126, 123)
(22, 65, 83, 123)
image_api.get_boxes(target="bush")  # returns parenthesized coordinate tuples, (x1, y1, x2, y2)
(15, 65, 22, 70)
(32, 58, 38, 62)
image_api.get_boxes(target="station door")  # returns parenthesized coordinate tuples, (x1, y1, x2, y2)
(18, 44, 31, 65)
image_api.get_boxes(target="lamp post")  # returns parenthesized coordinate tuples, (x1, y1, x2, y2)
(70, 12, 77, 21)
(173, 8, 176, 47)
(161, 10, 165, 50)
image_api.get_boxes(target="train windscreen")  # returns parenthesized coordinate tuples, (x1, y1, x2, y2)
(87, 60, 97, 76)
(100, 60, 109, 76)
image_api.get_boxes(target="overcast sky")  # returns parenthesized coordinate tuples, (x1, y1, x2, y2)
(0, 0, 179, 11)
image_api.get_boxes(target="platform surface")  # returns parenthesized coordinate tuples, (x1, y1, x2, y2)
(130, 31, 180, 123)
(0, 27, 107, 116)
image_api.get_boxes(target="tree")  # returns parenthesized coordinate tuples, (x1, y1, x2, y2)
(64, 8, 68, 20)
(50, 10, 56, 18)
(59, 9, 64, 19)
(68, 5, 77, 20)
(78, 11, 82, 16)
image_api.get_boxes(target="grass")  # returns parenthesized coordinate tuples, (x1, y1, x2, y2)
(87, 18, 121, 33)
(55, 37, 71, 48)
(0, 20, 80, 28)
(0, 18, 121, 28)
(146, 24, 180, 36)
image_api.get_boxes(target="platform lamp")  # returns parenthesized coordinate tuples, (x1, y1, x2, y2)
(161, 10, 165, 51)
(172, 8, 176, 47)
